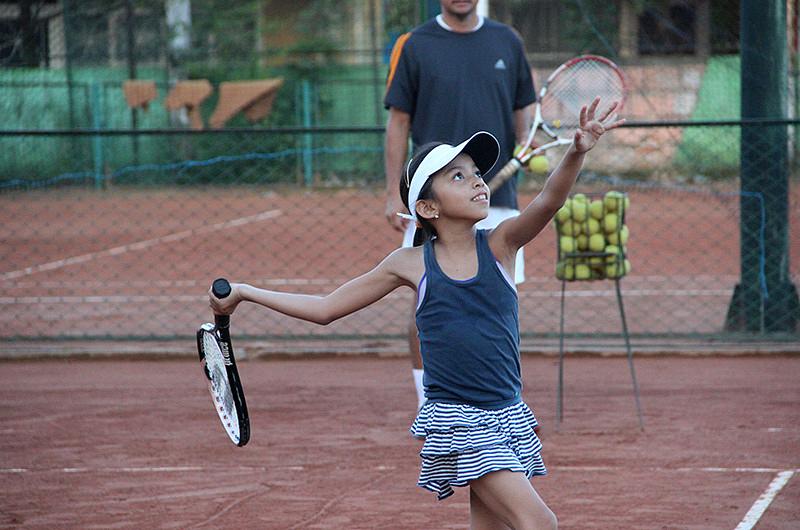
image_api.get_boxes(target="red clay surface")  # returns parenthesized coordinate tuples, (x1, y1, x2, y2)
(1, 355, 798, 529)
(2, 185, 798, 339)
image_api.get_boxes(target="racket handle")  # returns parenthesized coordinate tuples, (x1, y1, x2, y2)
(488, 158, 522, 192)
(212, 278, 232, 328)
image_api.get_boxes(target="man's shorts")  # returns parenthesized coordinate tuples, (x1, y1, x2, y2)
(402, 206, 525, 284)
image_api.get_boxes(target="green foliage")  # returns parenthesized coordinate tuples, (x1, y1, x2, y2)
(188, 0, 261, 67)
(561, 0, 620, 56)
(673, 55, 741, 177)
(385, 0, 418, 35)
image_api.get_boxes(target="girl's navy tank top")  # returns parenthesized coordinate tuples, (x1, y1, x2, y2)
(416, 229, 522, 409)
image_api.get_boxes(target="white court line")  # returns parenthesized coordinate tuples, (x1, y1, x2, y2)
(5, 278, 336, 289)
(63, 466, 206, 473)
(0, 209, 282, 281)
(0, 295, 202, 304)
(734, 470, 794, 530)
(523, 288, 731, 298)
(4, 465, 796, 475)
(2, 464, 794, 527)
(0, 288, 731, 305)
(558, 466, 797, 530)
(0, 466, 265, 474)
(555, 465, 798, 474)
(5, 275, 739, 289)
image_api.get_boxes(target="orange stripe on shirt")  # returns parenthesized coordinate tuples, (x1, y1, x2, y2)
(385, 32, 412, 92)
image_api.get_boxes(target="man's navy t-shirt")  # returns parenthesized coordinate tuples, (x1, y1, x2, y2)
(384, 17, 536, 209)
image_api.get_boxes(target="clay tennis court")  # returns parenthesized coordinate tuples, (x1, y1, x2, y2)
(2, 180, 798, 529)
(1, 354, 797, 528)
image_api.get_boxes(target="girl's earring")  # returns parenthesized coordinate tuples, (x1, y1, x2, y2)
(433, 214, 439, 219)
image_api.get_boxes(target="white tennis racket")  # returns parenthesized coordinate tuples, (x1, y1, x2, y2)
(489, 55, 628, 191)
(197, 278, 250, 446)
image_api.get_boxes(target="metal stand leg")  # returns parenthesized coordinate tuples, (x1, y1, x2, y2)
(615, 278, 645, 431)
(556, 280, 566, 431)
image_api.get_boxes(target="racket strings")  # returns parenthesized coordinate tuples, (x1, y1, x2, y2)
(201, 331, 240, 438)
(541, 61, 625, 132)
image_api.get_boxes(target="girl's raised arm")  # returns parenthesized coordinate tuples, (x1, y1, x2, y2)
(492, 97, 625, 253)
(209, 248, 418, 325)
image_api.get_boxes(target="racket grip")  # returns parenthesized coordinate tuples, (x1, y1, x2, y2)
(488, 158, 522, 192)
(212, 278, 231, 328)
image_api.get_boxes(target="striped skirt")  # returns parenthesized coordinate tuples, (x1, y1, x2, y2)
(410, 400, 547, 500)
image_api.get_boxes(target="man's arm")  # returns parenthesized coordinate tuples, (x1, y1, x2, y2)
(384, 107, 411, 232)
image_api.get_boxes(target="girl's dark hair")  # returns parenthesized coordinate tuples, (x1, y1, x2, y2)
(399, 142, 444, 246)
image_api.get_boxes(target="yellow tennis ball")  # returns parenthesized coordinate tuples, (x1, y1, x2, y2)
(555, 202, 571, 224)
(603, 190, 622, 210)
(572, 193, 588, 204)
(606, 224, 629, 246)
(604, 244, 622, 264)
(606, 261, 623, 278)
(560, 236, 576, 254)
(587, 218, 601, 235)
(576, 234, 589, 251)
(528, 155, 549, 174)
(575, 263, 591, 280)
(572, 200, 588, 222)
(589, 233, 606, 252)
(606, 258, 631, 278)
(559, 219, 581, 237)
(556, 261, 575, 280)
(589, 199, 604, 220)
(589, 255, 605, 266)
(603, 191, 627, 213)
(603, 213, 619, 233)
(553, 119, 562, 128)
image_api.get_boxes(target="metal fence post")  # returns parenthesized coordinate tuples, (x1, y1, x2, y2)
(302, 79, 313, 186)
(90, 82, 105, 190)
(728, 0, 799, 332)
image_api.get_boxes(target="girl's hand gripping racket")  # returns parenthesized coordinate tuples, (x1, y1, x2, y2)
(489, 55, 627, 192)
(197, 278, 250, 446)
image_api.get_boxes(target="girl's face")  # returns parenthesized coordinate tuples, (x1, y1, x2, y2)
(427, 153, 489, 222)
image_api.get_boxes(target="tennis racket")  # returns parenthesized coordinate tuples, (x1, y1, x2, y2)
(196, 278, 250, 446)
(489, 55, 627, 192)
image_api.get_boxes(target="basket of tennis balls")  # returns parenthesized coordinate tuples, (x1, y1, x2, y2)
(554, 191, 631, 281)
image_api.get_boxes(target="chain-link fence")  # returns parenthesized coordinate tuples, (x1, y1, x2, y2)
(2, 122, 798, 340)
(1, 0, 798, 341)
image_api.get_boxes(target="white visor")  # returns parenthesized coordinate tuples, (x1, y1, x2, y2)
(404, 131, 500, 222)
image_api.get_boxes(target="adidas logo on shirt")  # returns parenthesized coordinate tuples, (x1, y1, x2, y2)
(494, 59, 506, 70)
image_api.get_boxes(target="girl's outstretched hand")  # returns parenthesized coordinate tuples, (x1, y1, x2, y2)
(573, 97, 626, 153)
(209, 282, 244, 315)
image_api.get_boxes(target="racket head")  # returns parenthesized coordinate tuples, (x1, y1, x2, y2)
(197, 323, 250, 446)
(539, 55, 628, 138)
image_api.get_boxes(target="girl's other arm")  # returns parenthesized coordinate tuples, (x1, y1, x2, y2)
(210, 249, 417, 325)
(491, 98, 625, 253)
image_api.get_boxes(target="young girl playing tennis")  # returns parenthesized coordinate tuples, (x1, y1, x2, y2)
(210, 97, 623, 529)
